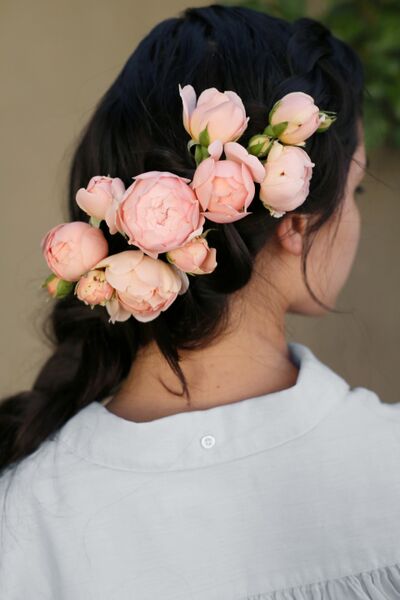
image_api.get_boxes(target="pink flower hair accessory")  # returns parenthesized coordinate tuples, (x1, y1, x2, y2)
(40, 84, 336, 322)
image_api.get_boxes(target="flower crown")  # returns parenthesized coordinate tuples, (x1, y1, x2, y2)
(41, 85, 336, 323)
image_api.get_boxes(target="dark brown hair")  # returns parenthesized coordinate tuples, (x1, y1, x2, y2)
(0, 3, 365, 474)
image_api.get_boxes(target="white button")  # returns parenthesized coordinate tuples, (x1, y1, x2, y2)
(200, 434, 216, 449)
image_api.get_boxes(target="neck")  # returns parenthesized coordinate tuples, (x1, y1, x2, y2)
(105, 296, 299, 423)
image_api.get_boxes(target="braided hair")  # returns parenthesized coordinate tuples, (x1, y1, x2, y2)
(0, 4, 365, 474)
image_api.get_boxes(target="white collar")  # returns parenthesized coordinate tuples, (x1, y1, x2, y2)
(57, 342, 350, 472)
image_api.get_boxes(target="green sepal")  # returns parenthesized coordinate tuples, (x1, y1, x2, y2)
(194, 145, 203, 166)
(263, 124, 275, 137)
(201, 145, 210, 160)
(198, 125, 210, 147)
(200, 227, 218, 239)
(41, 273, 57, 288)
(194, 144, 210, 166)
(165, 253, 175, 265)
(262, 140, 274, 156)
(187, 138, 198, 160)
(268, 100, 281, 122)
(316, 112, 338, 132)
(247, 139, 274, 158)
(55, 279, 74, 298)
(89, 216, 102, 228)
(247, 142, 263, 156)
(271, 121, 289, 137)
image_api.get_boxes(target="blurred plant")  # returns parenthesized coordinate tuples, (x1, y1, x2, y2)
(225, 0, 400, 151)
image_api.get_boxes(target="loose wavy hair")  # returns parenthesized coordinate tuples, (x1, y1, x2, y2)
(0, 3, 365, 474)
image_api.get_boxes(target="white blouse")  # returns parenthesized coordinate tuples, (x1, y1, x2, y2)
(1, 341, 400, 599)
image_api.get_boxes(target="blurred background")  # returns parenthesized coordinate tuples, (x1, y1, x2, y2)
(1, 0, 399, 403)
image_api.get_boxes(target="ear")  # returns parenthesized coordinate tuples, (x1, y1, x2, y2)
(275, 213, 308, 257)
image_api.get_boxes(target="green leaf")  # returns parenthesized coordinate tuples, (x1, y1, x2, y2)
(276, 0, 306, 20)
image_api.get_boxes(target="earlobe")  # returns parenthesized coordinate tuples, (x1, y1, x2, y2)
(275, 214, 307, 257)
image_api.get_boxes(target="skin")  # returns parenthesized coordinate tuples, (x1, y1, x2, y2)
(105, 121, 367, 422)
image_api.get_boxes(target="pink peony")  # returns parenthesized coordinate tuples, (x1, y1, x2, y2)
(41, 222, 109, 281)
(75, 269, 114, 307)
(117, 171, 205, 259)
(75, 175, 126, 234)
(259, 141, 315, 217)
(190, 140, 265, 223)
(166, 236, 217, 275)
(269, 91, 323, 146)
(92, 250, 189, 323)
(179, 84, 249, 145)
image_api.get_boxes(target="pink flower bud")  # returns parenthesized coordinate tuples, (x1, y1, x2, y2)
(190, 140, 264, 223)
(269, 91, 323, 145)
(179, 84, 249, 145)
(40, 221, 109, 281)
(75, 175, 126, 234)
(75, 269, 114, 307)
(167, 236, 217, 275)
(45, 275, 62, 297)
(259, 141, 315, 217)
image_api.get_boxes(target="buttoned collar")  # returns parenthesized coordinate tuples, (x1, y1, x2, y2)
(57, 342, 350, 472)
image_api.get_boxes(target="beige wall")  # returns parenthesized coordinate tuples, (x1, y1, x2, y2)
(1, 1, 399, 403)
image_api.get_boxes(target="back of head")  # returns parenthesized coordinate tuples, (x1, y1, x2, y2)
(0, 3, 364, 474)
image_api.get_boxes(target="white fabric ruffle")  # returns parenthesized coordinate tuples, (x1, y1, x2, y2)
(243, 562, 400, 599)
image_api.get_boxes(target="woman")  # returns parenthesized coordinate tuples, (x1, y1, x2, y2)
(1, 4, 399, 598)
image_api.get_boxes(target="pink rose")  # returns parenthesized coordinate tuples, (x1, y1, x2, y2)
(190, 140, 265, 223)
(117, 171, 205, 259)
(179, 84, 249, 145)
(41, 222, 109, 281)
(166, 236, 217, 275)
(75, 269, 114, 307)
(93, 250, 189, 323)
(269, 92, 323, 146)
(75, 176, 126, 234)
(259, 141, 315, 217)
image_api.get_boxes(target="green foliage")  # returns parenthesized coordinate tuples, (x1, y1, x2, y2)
(223, 0, 400, 151)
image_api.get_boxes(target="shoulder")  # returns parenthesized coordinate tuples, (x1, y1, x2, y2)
(322, 381, 400, 445)
(340, 384, 400, 431)
(313, 383, 400, 488)
(0, 433, 89, 539)
(348, 384, 400, 419)
(0, 434, 92, 596)
(0, 439, 65, 597)
(0, 437, 62, 536)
